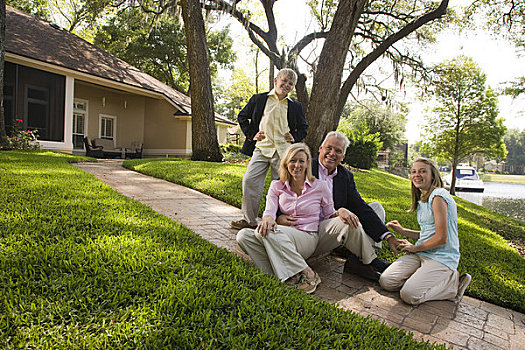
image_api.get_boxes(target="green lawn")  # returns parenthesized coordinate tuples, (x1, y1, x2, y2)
(480, 173, 525, 184)
(0, 150, 443, 349)
(125, 158, 525, 314)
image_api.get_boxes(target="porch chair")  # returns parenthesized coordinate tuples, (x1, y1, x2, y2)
(83, 137, 104, 158)
(92, 138, 122, 158)
(127, 141, 143, 159)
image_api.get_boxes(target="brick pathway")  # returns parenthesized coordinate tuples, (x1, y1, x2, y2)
(75, 160, 525, 350)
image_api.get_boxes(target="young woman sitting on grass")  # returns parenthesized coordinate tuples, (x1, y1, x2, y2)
(237, 143, 339, 294)
(379, 158, 472, 305)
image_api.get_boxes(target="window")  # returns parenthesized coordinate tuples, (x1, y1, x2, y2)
(99, 115, 116, 140)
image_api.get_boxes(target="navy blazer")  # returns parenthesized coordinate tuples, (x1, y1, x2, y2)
(238, 92, 308, 156)
(312, 159, 388, 242)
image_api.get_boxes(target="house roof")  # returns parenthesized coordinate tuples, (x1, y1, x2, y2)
(5, 6, 235, 126)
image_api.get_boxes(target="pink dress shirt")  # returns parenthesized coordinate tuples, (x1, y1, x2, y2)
(263, 178, 337, 232)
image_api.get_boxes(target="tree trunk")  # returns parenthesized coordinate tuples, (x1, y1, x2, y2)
(181, 0, 222, 162)
(304, 0, 366, 155)
(0, 1, 7, 146)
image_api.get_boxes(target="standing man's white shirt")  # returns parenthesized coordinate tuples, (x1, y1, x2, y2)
(257, 89, 290, 159)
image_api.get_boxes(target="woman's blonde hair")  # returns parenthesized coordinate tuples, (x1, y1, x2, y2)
(409, 157, 444, 212)
(279, 143, 315, 183)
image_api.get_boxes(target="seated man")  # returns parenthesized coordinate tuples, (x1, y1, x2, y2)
(278, 131, 400, 280)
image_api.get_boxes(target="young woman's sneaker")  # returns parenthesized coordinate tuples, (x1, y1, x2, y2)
(297, 272, 321, 294)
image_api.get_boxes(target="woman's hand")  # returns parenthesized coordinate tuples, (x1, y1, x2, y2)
(398, 239, 418, 253)
(337, 208, 360, 229)
(257, 216, 277, 237)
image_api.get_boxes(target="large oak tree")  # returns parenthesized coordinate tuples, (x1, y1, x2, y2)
(181, 0, 222, 161)
(205, 0, 451, 153)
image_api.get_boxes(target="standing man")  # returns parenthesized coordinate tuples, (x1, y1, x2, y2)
(278, 131, 400, 280)
(230, 68, 308, 230)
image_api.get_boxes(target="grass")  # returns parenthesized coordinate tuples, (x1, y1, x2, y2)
(0, 150, 444, 349)
(480, 173, 525, 184)
(124, 158, 525, 314)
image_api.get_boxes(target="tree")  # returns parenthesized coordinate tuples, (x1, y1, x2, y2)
(94, 8, 235, 92)
(215, 67, 256, 121)
(504, 128, 525, 169)
(204, 0, 451, 153)
(342, 100, 407, 151)
(181, 0, 222, 162)
(421, 56, 507, 195)
(0, 0, 6, 146)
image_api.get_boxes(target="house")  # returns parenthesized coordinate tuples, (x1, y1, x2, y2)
(3, 6, 236, 157)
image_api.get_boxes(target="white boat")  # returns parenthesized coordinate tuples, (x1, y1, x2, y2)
(444, 166, 484, 192)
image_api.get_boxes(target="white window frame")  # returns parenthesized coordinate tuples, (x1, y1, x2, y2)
(99, 114, 117, 142)
(73, 99, 88, 150)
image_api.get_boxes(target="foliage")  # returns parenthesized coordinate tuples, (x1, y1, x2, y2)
(421, 56, 506, 193)
(504, 128, 525, 167)
(219, 143, 249, 162)
(6, 0, 50, 19)
(342, 100, 407, 152)
(2, 119, 40, 150)
(215, 67, 256, 121)
(126, 157, 525, 313)
(0, 151, 448, 349)
(94, 7, 234, 92)
(337, 117, 382, 169)
(465, 0, 525, 97)
(503, 76, 525, 97)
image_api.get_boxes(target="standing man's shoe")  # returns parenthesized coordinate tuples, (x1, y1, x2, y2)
(343, 254, 381, 281)
(230, 219, 257, 230)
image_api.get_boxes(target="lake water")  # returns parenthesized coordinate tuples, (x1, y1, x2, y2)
(454, 182, 525, 223)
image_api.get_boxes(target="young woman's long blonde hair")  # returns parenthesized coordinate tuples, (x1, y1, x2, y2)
(279, 143, 315, 184)
(409, 157, 444, 212)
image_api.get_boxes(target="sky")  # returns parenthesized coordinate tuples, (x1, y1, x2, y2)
(221, 0, 525, 144)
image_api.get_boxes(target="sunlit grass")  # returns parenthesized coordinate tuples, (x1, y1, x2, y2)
(0, 151, 443, 349)
(480, 173, 525, 184)
(126, 159, 525, 313)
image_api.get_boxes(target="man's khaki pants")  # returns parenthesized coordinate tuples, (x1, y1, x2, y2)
(241, 149, 281, 226)
(236, 225, 318, 281)
(379, 253, 459, 305)
(313, 202, 386, 264)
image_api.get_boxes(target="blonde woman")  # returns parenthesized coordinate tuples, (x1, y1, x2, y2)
(237, 143, 339, 294)
(379, 158, 471, 305)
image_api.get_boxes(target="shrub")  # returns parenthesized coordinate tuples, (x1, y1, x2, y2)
(1, 119, 40, 150)
(337, 118, 382, 169)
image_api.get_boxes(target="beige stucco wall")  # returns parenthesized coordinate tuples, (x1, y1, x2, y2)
(75, 82, 145, 148)
(143, 98, 190, 157)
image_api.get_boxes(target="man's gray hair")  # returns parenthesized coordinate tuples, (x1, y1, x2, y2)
(276, 68, 298, 84)
(322, 131, 350, 152)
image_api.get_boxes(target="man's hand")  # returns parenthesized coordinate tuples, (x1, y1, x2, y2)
(276, 215, 298, 226)
(253, 131, 266, 141)
(284, 132, 294, 143)
(337, 208, 360, 229)
(386, 220, 404, 236)
(257, 215, 277, 237)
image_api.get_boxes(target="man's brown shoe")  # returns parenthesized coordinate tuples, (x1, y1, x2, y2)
(230, 219, 257, 230)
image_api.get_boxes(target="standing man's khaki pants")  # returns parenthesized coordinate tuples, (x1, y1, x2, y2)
(241, 149, 281, 226)
(379, 254, 459, 305)
(237, 225, 318, 281)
